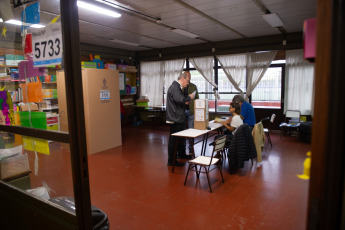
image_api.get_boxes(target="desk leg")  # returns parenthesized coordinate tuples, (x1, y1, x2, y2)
(190, 138, 195, 158)
(201, 133, 209, 156)
(172, 137, 179, 173)
(204, 133, 209, 156)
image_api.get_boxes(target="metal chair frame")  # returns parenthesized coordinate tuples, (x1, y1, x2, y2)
(184, 135, 226, 193)
(260, 114, 276, 147)
(280, 110, 301, 138)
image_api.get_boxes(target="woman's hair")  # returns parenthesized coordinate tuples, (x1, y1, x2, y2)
(232, 95, 245, 103)
(230, 102, 241, 115)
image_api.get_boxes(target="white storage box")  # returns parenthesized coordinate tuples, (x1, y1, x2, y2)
(0, 153, 30, 180)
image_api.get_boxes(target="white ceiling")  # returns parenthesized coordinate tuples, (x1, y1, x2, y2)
(4, 0, 317, 52)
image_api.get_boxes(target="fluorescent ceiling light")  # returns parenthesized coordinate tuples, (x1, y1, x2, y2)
(5, 19, 45, 28)
(110, 39, 140, 46)
(5, 19, 22, 25)
(30, 24, 45, 28)
(262, 13, 284, 28)
(0, 18, 3, 22)
(170, 29, 200, 39)
(77, 1, 121, 18)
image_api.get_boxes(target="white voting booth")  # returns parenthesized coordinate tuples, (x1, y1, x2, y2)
(194, 99, 209, 130)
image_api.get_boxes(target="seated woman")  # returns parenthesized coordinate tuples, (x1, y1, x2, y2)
(214, 102, 243, 145)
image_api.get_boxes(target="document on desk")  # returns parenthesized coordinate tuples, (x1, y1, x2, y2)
(214, 117, 223, 122)
(209, 122, 222, 130)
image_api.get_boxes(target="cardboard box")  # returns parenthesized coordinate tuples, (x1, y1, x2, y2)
(194, 99, 209, 130)
(104, 63, 117, 70)
(0, 153, 30, 180)
(117, 64, 128, 72)
(20, 104, 39, 111)
(57, 69, 122, 154)
(128, 66, 137, 72)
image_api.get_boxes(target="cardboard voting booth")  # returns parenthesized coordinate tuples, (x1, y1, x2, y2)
(194, 99, 209, 130)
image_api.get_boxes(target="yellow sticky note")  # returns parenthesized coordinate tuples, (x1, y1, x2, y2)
(23, 137, 50, 155)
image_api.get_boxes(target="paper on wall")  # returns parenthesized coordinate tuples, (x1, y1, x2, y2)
(119, 73, 125, 90)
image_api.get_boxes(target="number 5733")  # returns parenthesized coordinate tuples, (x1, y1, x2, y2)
(34, 38, 61, 59)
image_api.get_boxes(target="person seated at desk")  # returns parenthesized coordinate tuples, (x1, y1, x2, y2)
(214, 102, 243, 143)
(232, 95, 256, 129)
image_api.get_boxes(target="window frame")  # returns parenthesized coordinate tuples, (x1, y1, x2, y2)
(166, 57, 285, 114)
(251, 63, 285, 110)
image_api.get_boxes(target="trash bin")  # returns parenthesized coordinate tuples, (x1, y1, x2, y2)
(49, 197, 109, 230)
(299, 121, 312, 143)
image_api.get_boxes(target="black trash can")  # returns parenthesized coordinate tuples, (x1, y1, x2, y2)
(299, 121, 312, 143)
(49, 197, 109, 230)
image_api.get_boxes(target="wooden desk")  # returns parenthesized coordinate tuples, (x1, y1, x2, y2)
(170, 121, 223, 173)
(131, 105, 166, 126)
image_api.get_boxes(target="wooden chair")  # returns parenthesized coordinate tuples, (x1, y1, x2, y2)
(184, 135, 226, 193)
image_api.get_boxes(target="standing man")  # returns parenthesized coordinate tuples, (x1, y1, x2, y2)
(184, 71, 199, 153)
(166, 72, 195, 166)
(232, 95, 256, 128)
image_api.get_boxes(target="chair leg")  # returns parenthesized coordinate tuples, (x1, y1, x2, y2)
(198, 165, 203, 177)
(184, 164, 192, 185)
(267, 132, 272, 147)
(204, 167, 212, 193)
(219, 165, 224, 183)
(195, 165, 199, 179)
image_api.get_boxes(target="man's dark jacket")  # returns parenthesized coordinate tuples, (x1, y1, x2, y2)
(166, 81, 191, 123)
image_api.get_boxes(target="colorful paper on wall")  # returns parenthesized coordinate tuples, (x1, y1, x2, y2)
(0, 91, 11, 125)
(19, 110, 50, 155)
(18, 60, 47, 80)
(20, 82, 43, 103)
(23, 136, 50, 155)
(19, 111, 47, 129)
(21, 2, 40, 31)
(6, 91, 15, 125)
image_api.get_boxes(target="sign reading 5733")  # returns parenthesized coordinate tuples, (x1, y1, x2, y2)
(32, 23, 62, 67)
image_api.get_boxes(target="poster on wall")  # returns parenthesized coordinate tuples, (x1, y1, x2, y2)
(31, 23, 62, 67)
(119, 72, 126, 95)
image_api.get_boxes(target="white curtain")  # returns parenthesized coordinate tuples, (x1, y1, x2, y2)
(216, 53, 247, 97)
(285, 49, 315, 115)
(189, 56, 219, 99)
(163, 58, 185, 92)
(246, 51, 277, 100)
(140, 61, 163, 105)
(141, 59, 185, 106)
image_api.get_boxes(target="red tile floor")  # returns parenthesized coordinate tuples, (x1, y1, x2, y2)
(88, 125, 311, 230)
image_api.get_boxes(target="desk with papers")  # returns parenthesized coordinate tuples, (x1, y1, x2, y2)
(170, 121, 223, 173)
